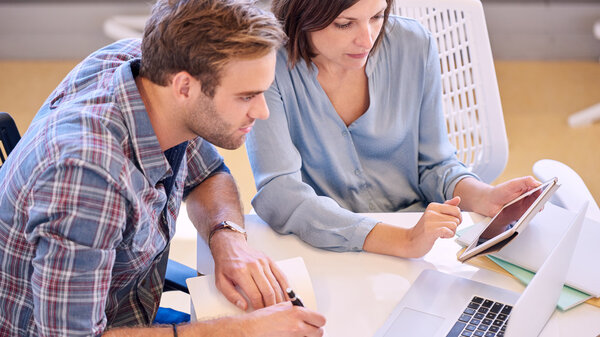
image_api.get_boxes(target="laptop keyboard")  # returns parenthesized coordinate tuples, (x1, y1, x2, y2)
(446, 296, 513, 337)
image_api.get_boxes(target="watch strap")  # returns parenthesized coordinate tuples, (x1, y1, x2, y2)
(208, 221, 247, 248)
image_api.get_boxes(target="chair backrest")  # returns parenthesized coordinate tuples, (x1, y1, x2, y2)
(0, 112, 22, 167)
(392, 0, 508, 183)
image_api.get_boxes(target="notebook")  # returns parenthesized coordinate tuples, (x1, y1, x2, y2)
(186, 256, 318, 319)
(374, 203, 587, 337)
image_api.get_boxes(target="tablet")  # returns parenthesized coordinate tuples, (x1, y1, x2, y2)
(458, 177, 560, 263)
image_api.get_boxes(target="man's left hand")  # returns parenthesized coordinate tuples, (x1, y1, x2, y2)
(209, 230, 289, 311)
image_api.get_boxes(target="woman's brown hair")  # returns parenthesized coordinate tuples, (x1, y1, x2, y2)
(271, 0, 394, 68)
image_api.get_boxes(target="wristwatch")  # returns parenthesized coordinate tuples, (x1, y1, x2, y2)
(208, 220, 247, 247)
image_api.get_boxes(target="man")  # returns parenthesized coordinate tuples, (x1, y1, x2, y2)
(0, 0, 325, 336)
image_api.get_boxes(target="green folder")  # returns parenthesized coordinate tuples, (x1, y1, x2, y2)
(455, 227, 591, 311)
(485, 255, 591, 311)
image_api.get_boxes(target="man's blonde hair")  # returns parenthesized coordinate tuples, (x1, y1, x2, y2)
(140, 0, 285, 97)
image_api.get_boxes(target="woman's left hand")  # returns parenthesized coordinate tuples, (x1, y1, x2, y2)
(480, 176, 541, 217)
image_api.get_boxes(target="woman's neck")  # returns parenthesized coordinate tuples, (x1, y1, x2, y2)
(312, 57, 366, 81)
(312, 60, 370, 126)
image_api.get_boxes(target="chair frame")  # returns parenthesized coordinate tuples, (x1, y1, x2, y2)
(392, 0, 508, 183)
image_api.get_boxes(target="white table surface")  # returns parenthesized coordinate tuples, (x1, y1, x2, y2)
(187, 212, 600, 337)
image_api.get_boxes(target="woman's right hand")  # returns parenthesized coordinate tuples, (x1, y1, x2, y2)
(406, 196, 462, 258)
(363, 197, 462, 258)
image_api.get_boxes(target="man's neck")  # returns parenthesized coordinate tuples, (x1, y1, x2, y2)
(135, 76, 190, 151)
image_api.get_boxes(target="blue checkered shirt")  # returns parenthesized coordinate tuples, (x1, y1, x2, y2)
(0, 39, 224, 336)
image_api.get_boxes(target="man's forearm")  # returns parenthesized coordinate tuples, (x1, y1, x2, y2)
(103, 325, 175, 337)
(185, 172, 245, 241)
(103, 317, 242, 337)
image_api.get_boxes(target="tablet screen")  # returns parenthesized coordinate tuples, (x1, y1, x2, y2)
(474, 181, 550, 247)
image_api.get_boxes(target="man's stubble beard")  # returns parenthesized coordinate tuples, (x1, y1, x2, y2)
(187, 94, 245, 150)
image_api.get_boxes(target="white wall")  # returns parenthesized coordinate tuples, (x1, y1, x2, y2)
(0, 3, 151, 60)
(0, 1, 599, 60)
(484, 3, 600, 60)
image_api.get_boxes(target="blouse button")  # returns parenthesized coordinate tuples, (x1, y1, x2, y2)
(354, 169, 361, 176)
(342, 130, 349, 136)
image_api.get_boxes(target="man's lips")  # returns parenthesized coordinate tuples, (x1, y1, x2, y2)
(239, 123, 255, 133)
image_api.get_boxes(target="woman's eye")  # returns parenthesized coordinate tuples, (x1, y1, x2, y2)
(335, 22, 352, 29)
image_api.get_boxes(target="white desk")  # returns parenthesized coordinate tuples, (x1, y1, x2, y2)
(188, 212, 600, 337)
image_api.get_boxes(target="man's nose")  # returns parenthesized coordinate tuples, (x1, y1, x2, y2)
(249, 93, 269, 120)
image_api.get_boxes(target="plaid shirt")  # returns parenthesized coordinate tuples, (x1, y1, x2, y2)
(0, 39, 224, 336)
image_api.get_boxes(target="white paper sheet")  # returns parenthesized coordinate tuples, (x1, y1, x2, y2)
(186, 256, 319, 319)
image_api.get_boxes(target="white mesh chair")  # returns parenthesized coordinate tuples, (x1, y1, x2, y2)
(392, 0, 507, 183)
(393, 0, 599, 219)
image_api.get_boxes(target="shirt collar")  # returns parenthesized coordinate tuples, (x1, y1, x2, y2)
(298, 52, 378, 78)
(112, 59, 172, 186)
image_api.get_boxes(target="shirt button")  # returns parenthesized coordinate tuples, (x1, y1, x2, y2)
(354, 169, 361, 176)
(369, 202, 375, 210)
(342, 130, 349, 136)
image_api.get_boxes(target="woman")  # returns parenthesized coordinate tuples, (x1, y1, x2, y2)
(246, 0, 538, 258)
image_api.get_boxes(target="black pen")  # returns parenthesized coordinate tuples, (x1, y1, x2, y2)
(286, 287, 304, 307)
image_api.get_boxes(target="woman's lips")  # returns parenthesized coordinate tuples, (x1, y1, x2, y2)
(347, 52, 369, 59)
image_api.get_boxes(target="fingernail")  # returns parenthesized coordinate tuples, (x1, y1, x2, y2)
(236, 300, 244, 309)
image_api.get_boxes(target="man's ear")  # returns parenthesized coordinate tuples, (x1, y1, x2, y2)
(171, 71, 199, 100)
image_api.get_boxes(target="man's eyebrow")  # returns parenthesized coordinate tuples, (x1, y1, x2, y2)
(236, 90, 264, 96)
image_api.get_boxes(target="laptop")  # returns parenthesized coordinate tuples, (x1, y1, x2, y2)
(374, 202, 588, 337)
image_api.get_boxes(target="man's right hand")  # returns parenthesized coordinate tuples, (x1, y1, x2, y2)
(176, 301, 326, 337)
(240, 301, 326, 337)
(105, 302, 326, 337)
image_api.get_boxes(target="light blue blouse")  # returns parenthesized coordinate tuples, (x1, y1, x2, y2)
(246, 16, 478, 252)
